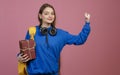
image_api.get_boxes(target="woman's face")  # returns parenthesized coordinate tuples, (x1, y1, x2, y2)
(39, 7, 55, 24)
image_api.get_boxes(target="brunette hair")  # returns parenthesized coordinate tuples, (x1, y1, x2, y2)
(38, 3, 56, 28)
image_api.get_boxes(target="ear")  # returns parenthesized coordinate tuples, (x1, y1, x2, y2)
(39, 14, 42, 19)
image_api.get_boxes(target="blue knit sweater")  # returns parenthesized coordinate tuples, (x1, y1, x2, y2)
(25, 22, 91, 75)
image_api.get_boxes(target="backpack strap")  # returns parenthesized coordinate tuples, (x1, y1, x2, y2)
(28, 26, 36, 40)
(18, 26, 36, 75)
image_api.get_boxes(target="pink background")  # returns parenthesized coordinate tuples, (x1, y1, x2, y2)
(0, 0, 120, 75)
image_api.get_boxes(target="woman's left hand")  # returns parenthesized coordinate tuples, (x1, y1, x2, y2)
(85, 12, 90, 23)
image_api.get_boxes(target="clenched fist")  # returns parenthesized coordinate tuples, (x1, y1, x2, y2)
(85, 12, 90, 23)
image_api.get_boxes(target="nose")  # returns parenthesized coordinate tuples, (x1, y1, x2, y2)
(48, 15, 52, 18)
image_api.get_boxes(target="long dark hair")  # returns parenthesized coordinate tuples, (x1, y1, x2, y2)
(38, 3, 56, 28)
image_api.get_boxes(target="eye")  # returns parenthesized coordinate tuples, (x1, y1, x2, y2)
(44, 12, 48, 15)
(51, 12, 54, 15)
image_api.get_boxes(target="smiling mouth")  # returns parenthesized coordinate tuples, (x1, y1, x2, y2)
(47, 19, 53, 21)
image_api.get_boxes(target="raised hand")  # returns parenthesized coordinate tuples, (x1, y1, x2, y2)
(85, 12, 90, 23)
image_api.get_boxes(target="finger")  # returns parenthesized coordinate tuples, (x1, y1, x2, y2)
(19, 53, 24, 56)
(85, 13, 88, 18)
(18, 57, 25, 62)
(22, 57, 30, 62)
(24, 58, 31, 62)
(17, 53, 24, 60)
(85, 13, 90, 19)
(24, 55, 30, 60)
(22, 54, 28, 58)
(22, 55, 30, 62)
(17, 56, 23, 62)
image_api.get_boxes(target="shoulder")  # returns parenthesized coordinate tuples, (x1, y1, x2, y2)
(28, 25, 39, 35)
(56, 28, 69, 36)
(56, 28, 68, 33)
(28, 25, 39, 31)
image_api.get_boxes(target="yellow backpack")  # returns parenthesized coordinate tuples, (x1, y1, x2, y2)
(18, 26, 36, 75)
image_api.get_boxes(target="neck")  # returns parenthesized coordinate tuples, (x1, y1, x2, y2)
(41, 23, 51, 28)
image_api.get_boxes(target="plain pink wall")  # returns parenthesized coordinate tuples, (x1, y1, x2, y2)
(0, 0, 120, 75)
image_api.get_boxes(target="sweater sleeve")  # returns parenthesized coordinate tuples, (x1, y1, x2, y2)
(65, 22, 91, 45)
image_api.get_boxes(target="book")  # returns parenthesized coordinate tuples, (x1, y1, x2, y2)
(19, 39, 36, 60)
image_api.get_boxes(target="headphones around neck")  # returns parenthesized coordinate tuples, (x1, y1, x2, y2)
(40, 26, 57, 36)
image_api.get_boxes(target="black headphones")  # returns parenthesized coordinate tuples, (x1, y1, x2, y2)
(40, 25, 57, 36)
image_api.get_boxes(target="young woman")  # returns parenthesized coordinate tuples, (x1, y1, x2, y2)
(17, 3, 91, 75)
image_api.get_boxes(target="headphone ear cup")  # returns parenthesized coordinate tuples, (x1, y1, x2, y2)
(49, 27, 57, 36)
(40, 27, 48, 35)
